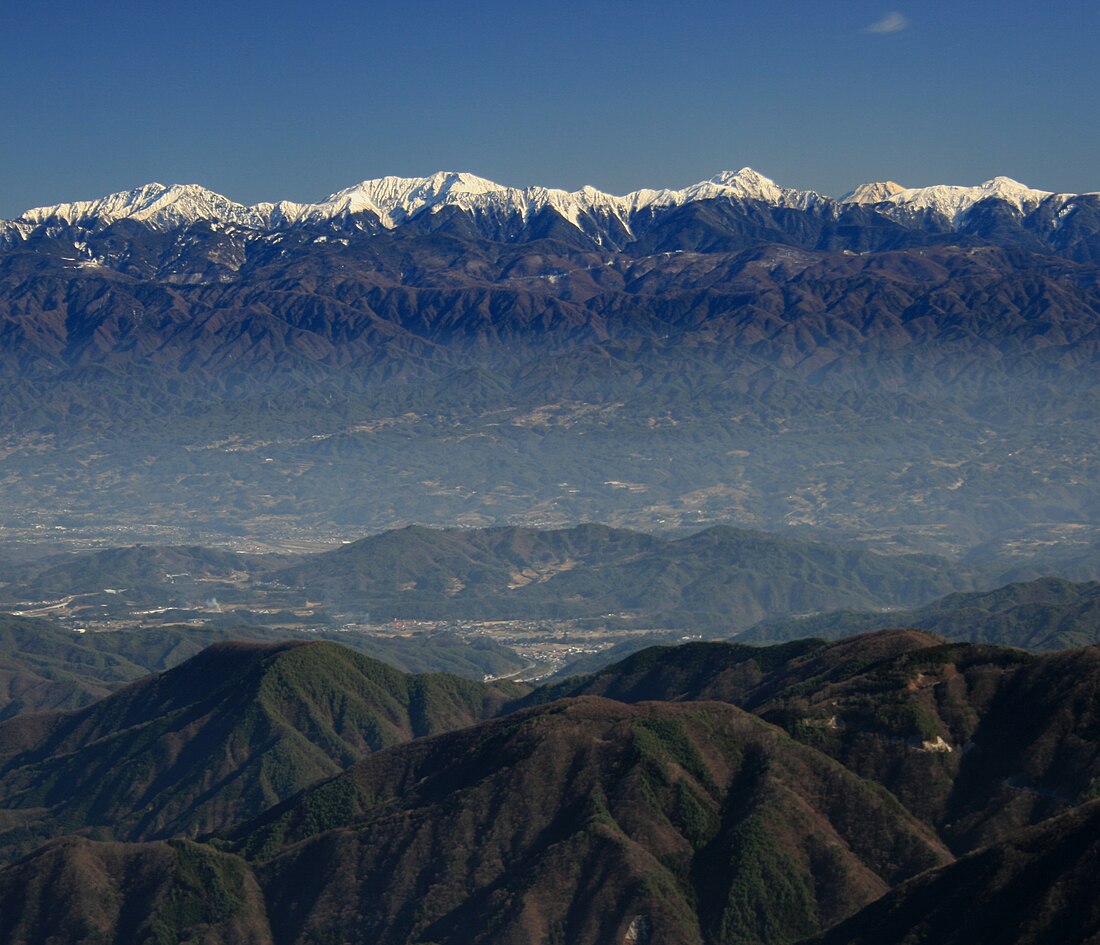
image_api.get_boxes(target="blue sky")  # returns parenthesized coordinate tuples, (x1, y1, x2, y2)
(2, 0, 1098, 217)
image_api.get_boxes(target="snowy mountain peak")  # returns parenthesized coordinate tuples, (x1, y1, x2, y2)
(840, 176, 1054, 222)
(330, 170, 508, 204)
(708, 167, 787, 202)
(841, 181, 906, 204)
(14, 182, 255, 232)
(126, 183, 254, 225)
(698, 167, 820, 208)
(310, 171, 516, 227)
(709, 167, 781, 196)
(973, 176, 1053, 210)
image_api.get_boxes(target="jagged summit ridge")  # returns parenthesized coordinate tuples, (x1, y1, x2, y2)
(11, 182, 260, 233)
(840, 175, 1063, 221)
(6, 166, 811, 236)
(4, 168, 1092, 241)
(277, 171, 518, 228)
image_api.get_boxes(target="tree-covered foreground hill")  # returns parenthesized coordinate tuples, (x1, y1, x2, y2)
(0, 630, 1098, 942)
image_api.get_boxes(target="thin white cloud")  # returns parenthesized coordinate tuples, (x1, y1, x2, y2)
(864, 11, 909, 34)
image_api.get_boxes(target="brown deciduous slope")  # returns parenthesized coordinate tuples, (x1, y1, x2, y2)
(3, 632, 1100, 943)
(226, 697, 947, 945)
(805, 799, 1100, 945)
(0, 837, 273, 945)
(534, 631, 1100, 853)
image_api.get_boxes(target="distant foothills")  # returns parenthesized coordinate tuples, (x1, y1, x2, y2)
(0, 522, 1098, 717)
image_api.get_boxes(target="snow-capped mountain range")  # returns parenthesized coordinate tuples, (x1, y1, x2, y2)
(840, 176, 1059, 218)
(4, 169, 1090, 243)
(2, 168, 817, 238)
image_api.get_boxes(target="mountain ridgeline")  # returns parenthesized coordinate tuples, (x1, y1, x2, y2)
(0, 523, 987, 633)
(1, 631, 1100, 943)
(742, 576, 1100, 649)
(269, 523, 978, 626)
(3, 524, 1100, 709)
(6, 169, 1100, 259)
(0, 170, 1098, 552)
(0, 610, 525, 719)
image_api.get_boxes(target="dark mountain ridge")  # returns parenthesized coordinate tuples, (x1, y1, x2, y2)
(227, 695, 948, 945)
(0, 610, 525, 718)
(533, 631, 1100, 853)
(806, 799, 1100, 945)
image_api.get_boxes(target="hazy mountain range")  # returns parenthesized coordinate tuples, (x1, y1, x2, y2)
(2, 522, 1100, 717)
(0, 522, 975, 625)
(0, 169, 1097, 554)
(4, 520, 1096, 638)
